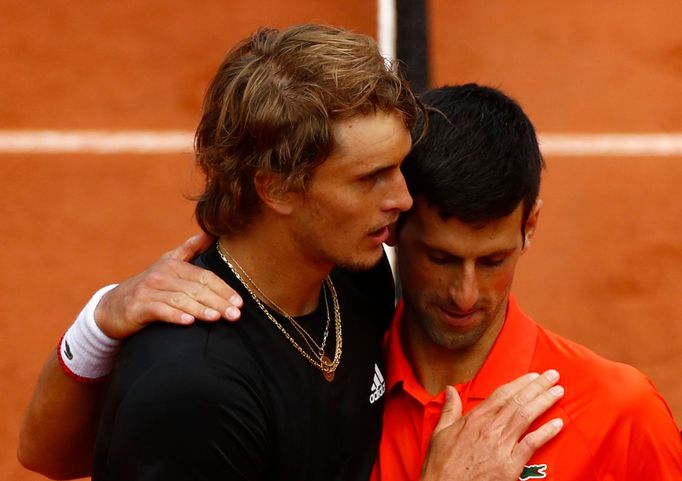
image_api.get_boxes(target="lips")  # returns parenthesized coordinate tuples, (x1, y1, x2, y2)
(368, 226, 390, 244)
(368, 216, 399, 245)
(436, 306, 480, 329)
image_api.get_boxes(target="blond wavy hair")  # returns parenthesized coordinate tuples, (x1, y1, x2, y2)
(194, 24, 423, 236)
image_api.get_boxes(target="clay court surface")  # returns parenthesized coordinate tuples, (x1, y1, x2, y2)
(2, 1, 682, 479)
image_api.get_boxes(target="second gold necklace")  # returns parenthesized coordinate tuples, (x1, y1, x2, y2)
(216, 240, 342, 382)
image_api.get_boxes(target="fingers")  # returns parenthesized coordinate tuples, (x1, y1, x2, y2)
(141, 258, 244, 321)
(513, 417, 564, 465)
(94, 240, 245, 339)
(422, 372, 565, 481)
(497, 369, 561, 418)
(158, 235, 244, 320)
(432, 386, 463, 436)
(162, 233, 214, 262)
(503, 369, 564, 420)
(485, 369, 560, 414)
(485, 370, 564, 438)
(140, 301, 216, 327)
(152, 276, 238, 322)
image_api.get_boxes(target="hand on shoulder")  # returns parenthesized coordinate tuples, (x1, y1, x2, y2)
(94, 232, 244, 339)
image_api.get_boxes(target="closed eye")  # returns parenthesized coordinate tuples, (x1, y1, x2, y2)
(427, 252, 458, 266)
(479, 256, 506, 267)
(361, 171, 381, 183)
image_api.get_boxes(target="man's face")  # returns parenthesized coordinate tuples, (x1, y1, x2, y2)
(397, 198, 539, 353)
(290, 111, 413, 271)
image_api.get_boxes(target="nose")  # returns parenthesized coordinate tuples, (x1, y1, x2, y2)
(447, 265, 479, 312)
(383, 169, 413, 213)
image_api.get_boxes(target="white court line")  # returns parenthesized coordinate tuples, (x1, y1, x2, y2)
(540, 134, 682, 156)
(1, 130, 682, 156)
(0, 130, 194, 154)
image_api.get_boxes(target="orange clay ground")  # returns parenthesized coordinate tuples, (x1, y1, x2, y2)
(2, 1, 681, 479)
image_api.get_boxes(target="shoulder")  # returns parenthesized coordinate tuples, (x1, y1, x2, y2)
(117, 354, 270, 431)
(535, 326, 680, 445)
(118, 317, 261, 376)
(534, 327, 661, 405)
(531, 327, 682, 476)
(98, 335, 272, 479)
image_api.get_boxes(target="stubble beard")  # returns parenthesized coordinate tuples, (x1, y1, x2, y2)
(415, 299, 490, 352)
(334, 248, 385, 272)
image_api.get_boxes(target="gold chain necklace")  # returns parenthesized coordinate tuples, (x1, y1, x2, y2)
(216, 241, 342, 382)
(221, 244, 332, 359)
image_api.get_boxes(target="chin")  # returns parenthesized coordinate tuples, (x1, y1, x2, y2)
(336, 250, 384, 272)
(423, 319, 484, 351)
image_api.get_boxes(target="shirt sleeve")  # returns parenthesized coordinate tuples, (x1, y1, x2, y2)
(597, 374, 682, 480)
(100, 362, 271, 481)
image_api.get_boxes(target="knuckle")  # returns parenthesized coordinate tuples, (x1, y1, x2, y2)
(188, 287, 201, 300)
(198, 271, 210, 286)
(479, 419, 499, 440)
(522, 433, 540, 450)
(515, 405, 532, 421)
(169, 293, 185, 307)
(144, 271, 166, 288)
(493, 385, 512, 402)
(464, 406, 485, 424)
(130, 283, 149, 301)
(511, 393, 525, 408)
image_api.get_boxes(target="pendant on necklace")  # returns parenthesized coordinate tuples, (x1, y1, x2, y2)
(322, 354, 335, 382)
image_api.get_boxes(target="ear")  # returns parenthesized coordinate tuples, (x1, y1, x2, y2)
(521, 199, 542, 252)
(254, 171, 294, 216)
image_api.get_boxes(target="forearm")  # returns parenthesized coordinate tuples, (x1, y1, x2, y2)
(18, 351, 106, 479)
(17, 234, 242, 478)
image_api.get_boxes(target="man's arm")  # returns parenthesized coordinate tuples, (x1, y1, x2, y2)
(17, 233, 243, 479)
(18, 351, 105, 479)
(421, 370, 565, 481)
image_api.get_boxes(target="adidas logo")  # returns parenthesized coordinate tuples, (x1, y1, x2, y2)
(369, 363, 386, 404)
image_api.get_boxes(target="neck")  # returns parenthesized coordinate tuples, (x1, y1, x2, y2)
(400, 302, 507, 396)
(218, 223, 331, 316)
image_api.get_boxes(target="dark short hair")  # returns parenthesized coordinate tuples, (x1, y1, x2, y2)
(401, 84, 545, 234)
(194, 24, 423, 236)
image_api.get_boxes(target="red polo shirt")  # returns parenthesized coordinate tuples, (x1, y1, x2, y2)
(372, 296, 682, 480)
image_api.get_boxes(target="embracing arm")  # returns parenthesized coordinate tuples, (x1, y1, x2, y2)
(18, 351, 105, 479)
(17, 233, 243, 479)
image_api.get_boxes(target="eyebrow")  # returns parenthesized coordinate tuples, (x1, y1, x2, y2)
(357, 164, 395, 178)
(423, 242, 516, 259)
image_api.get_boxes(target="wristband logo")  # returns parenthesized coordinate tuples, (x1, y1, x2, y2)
(64, 339, 74, 361)
(519, 464, 547, 480)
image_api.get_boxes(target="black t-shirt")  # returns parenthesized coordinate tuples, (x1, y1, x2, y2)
(92, 245, 395, 481)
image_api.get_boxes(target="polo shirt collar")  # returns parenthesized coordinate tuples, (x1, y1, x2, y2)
(385, 301, 435, 405)
(385, 295, 538, 402)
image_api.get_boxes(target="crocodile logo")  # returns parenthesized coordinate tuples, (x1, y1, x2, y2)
(519, 464, 547, 480)
(63, 339, 74, 360)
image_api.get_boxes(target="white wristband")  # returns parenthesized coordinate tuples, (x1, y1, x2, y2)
(58, 284, 122, 382)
